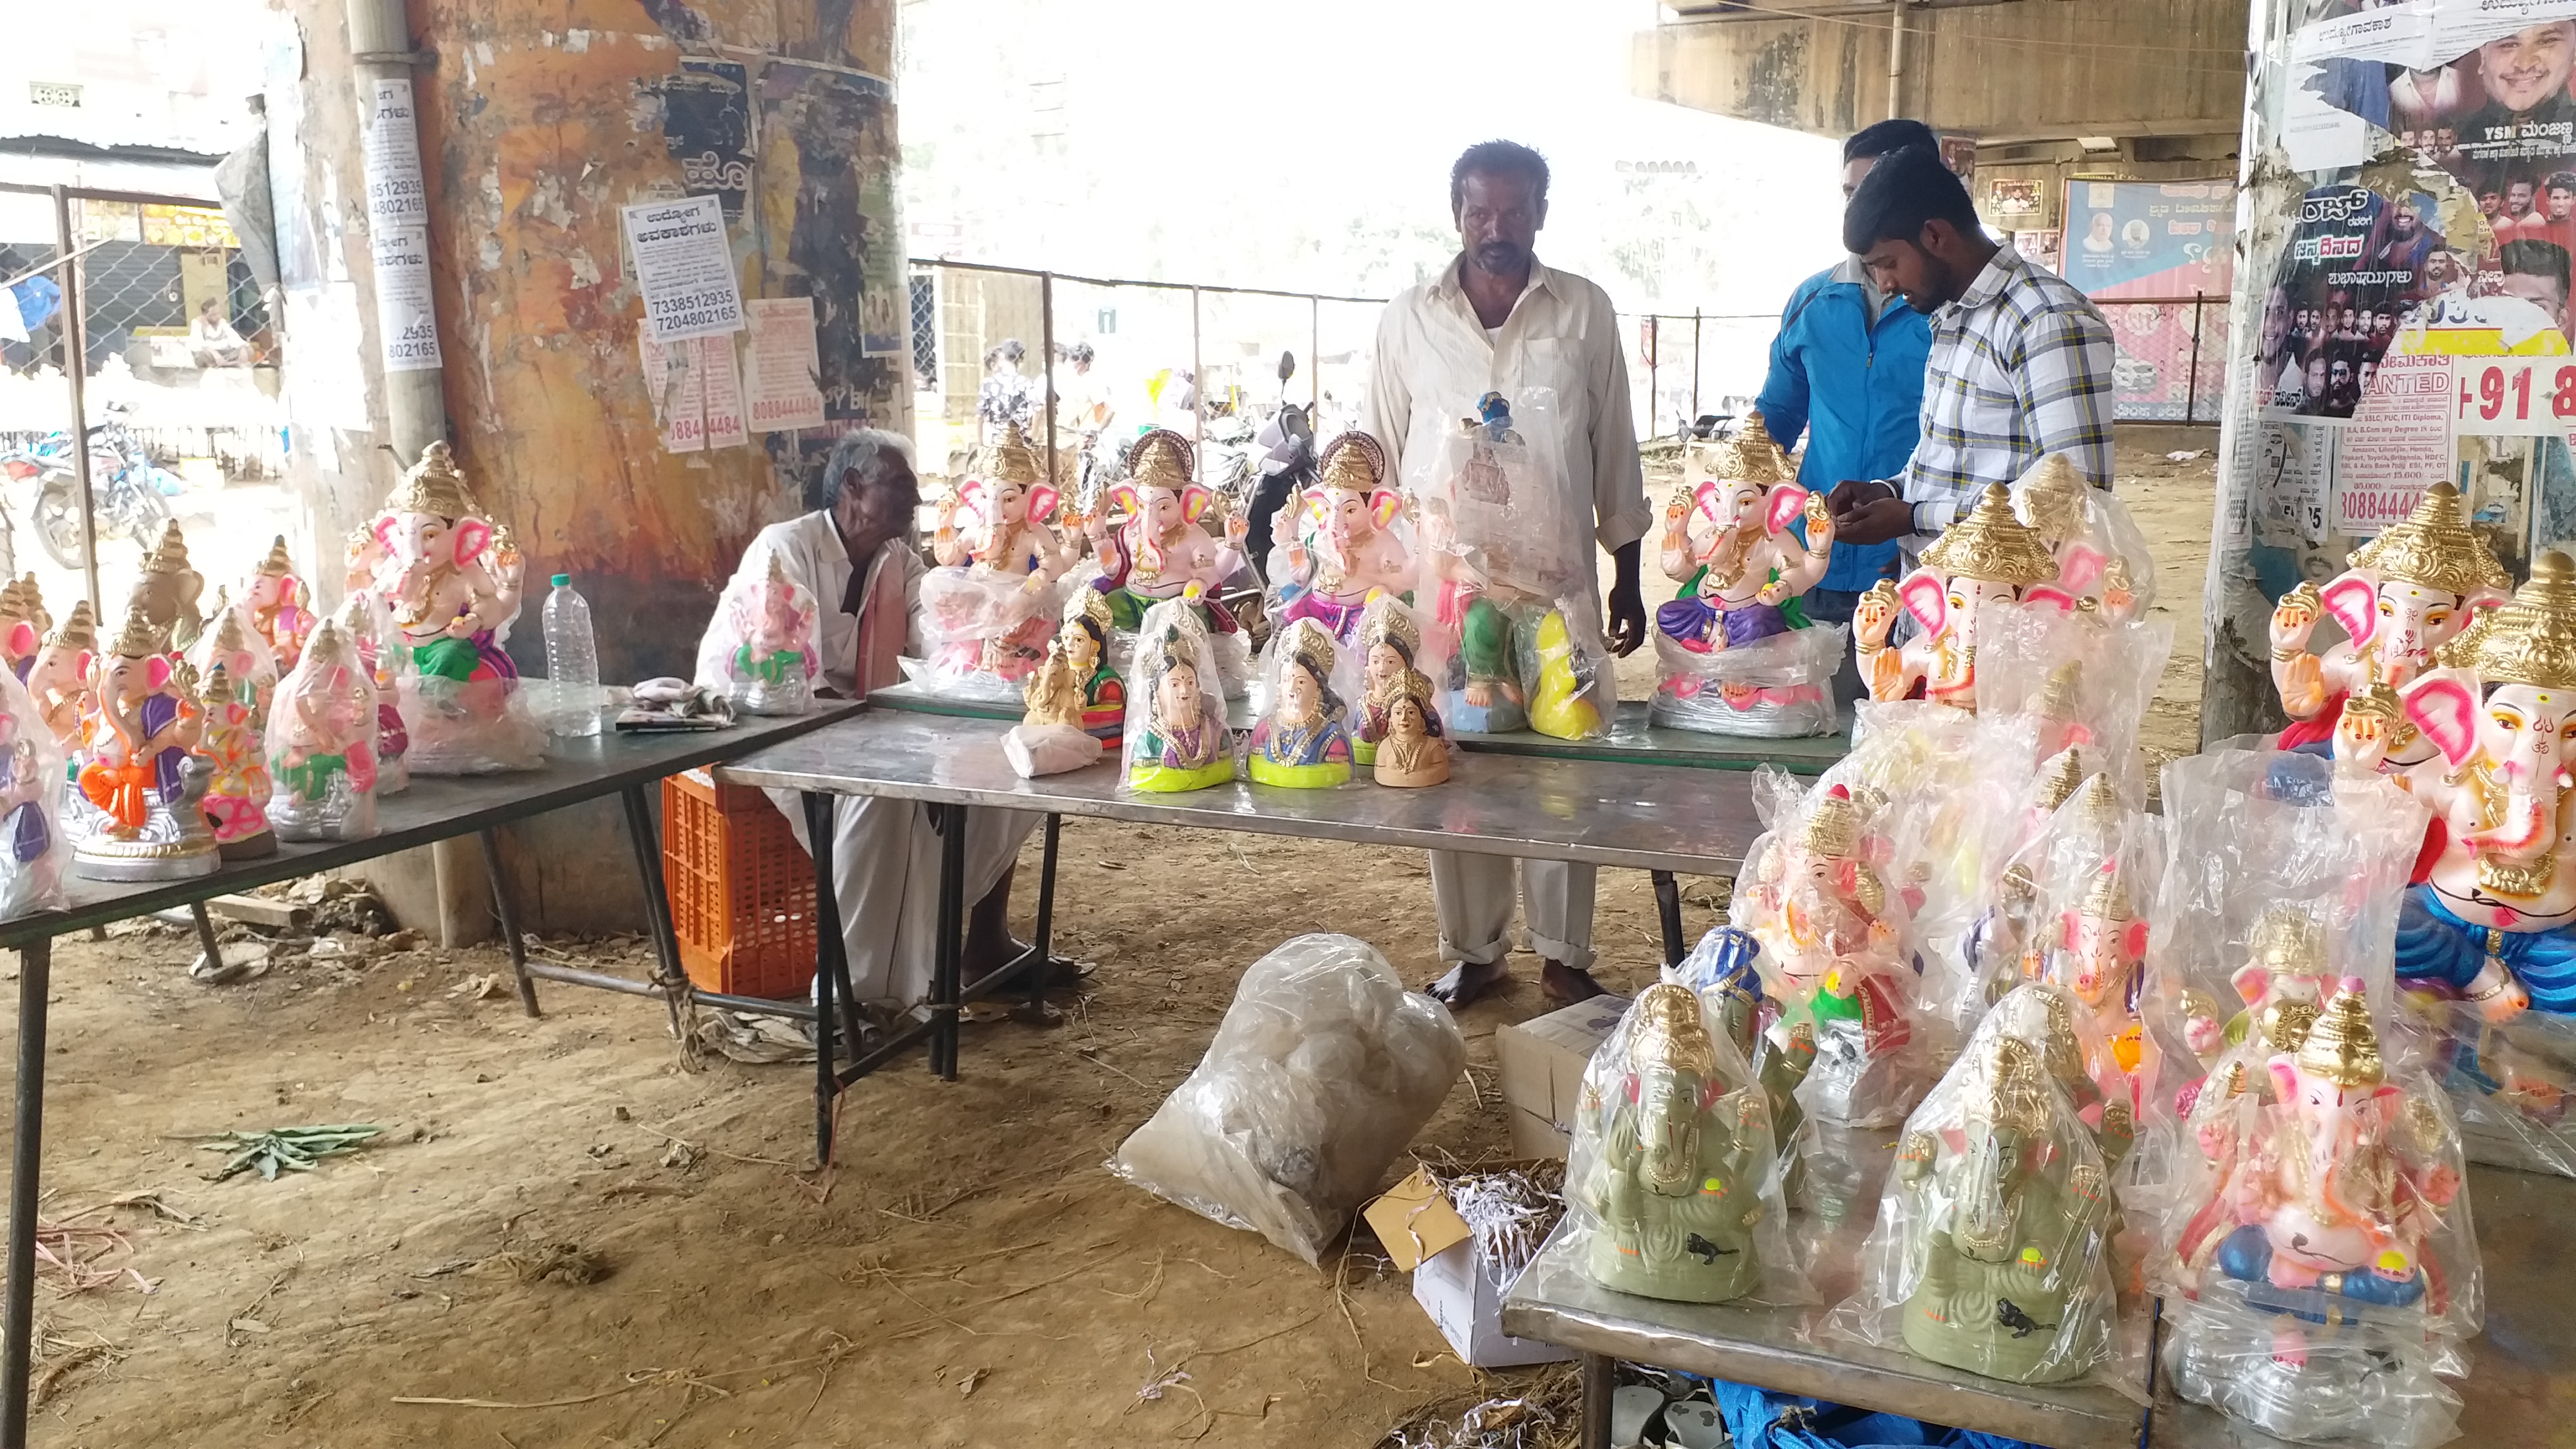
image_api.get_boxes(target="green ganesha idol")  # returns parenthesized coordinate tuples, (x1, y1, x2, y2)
(1577, 982, 1772, 1303)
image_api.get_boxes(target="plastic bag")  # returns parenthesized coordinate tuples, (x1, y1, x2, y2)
(336, 591, 408, 795)
(187, 593, 281, 735)
(1245, 615, 1358, 787)
(0, 661, 67, 919)
(912, 566, 1066, 704)
(2009, 454, 2158, 623)
(1121, 591, 1234, 793)
(1107, 933, 1465, 1266)
(1650, 622, 1844, 738)
(1513, 593, 1617, 742)
(1824, 984, 2132, 1389)
(1349, 591, 1451, 785)
(396, 671, 545, 775)
(1974, 604, 2172, 804)
(267, 618, 380, 842)
(1564, 976, 1815, 1306)
(693, 556, 820, 717)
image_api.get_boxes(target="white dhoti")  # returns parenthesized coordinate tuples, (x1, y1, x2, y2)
(1427, 851, 1597, 972)
(769, 791, 1039, 1012)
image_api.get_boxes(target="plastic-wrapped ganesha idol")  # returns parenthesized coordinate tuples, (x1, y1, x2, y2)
(0, 661, 65, 918)
(363, 442, 542, 774)
(1092, 428, 1248, 642)
(1650, 413, 1844, 737)
(696, 555, 820, 717)
(192, 662, 274, 860)
(241, 534, 318, 673)
(917, 423, 1082, 693)
(1268, 431, 1416, 643)
(2011, 453, 2156, 622)
(266, 619, 380, 842)
(67, 605, 217, 880)
(1855, 484, 2058, 709)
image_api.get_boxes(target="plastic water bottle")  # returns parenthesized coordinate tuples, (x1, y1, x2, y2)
(542, 573, 601, 737)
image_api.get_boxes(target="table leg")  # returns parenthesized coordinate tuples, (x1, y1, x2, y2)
(1652, 870, 1686, 968)
(1579, 1352, 1612, 1449)
(1015, 813, 1060, 1026)
(930, 803, 966, 1082)
(188, 902, 222, 978)
(3, 938, 53, 1449)
(806, 792, 840, 1167)
(618, 783, 688, 1039)
(479, 830, 540, 1018)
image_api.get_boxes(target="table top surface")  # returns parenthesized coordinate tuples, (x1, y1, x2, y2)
(1504, 1162, 2573, 1449)
(0, 703, 860, 947)
(865, 681, 1849, 775)
(718, 709, 1766, 873)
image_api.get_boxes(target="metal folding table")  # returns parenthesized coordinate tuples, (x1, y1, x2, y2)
(0, 703, 855, 1449)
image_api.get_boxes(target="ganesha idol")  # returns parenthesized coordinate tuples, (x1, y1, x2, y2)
(1855, 484, 2058, 711)
(1651, 414, 1840, 735)
(922, 423, 1080, 683)
(1744, 785, 1918, 1128)
(2271, 481, 2508, 762)
(241, 534, 317, 673)
(1271, 432, 1416, 643)
(67, 605, 216, 879)
(267, 619, 380, 842)
(1092, 428, 1247, 640)
(362, 442, 540, 774)
(2012, 453, 2152, 622)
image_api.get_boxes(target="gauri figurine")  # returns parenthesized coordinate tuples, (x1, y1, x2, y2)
(1374, 676, 1449, 788)
(1355, 593, 1432, 768)
(1854, 484, 2058, 710)
(1058, 584, 1126, 738)
(1125, 597, 1233, 793)
(266, 619, 380, 841)
(1248, 619, 1353, 787)
(68, 605, 216, 879)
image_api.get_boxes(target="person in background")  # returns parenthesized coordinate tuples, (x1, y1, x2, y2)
(2545, 173, 2576, 258)
(1824, 145, 2117, 550)
(190, 297, 252, 368)
(2500, 177, 2551, 247)
(1363, 138, 1650, 1007)
(1752, 117, 1936, 701)
(721, 429, 1041, 1021)
(1050, 340, 1110, 495)
(977, 339, 1035, 435)
(0, 248, 62, 378)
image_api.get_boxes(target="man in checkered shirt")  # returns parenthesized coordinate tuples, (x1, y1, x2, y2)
(1822, 145, 2116, 550)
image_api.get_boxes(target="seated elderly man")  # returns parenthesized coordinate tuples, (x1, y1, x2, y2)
(718, 428, 1039, 1017)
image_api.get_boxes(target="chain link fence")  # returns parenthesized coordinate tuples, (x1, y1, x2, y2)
(1, 181, 292, 623)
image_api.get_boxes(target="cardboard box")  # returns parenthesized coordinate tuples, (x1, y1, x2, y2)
(1504, 1106, 1571, 1161)
(1493, 995, 1627, 1158)
(1361, 1168, 1570, 1370)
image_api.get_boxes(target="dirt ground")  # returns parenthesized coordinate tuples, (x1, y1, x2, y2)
(10, 428, 2217, 1448)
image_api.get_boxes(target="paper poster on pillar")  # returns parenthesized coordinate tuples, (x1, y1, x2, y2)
(698, 335, 749, 449)
(746, 297, 827, 432)
(2331, 350, 2457, 534)
(622, 195, 747, 344)
(2255, 420, 2333, 550)
(639, 329, 705, 454)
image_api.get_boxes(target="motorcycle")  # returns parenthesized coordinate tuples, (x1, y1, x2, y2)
(6, 411, 180, 570)
(1240, 352, 1316, 585)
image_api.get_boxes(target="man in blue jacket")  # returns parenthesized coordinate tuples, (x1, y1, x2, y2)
(1754, 119, 1936, 697)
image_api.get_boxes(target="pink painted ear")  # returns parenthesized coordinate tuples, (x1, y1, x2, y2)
(1024, 484, 1060, 524)
(73, 651, 93, 684)
(2120, 921, 2149, 956)
(2269, 1058, 2300, 1101)
(1691, 480, 1723, 522)
(1180, 484, 1212, 523)
(372, 515, 401, 553)
(957, 478, 989, 514)
(2057, 543, 2106, 593)
(1763, 484, 1810, 538)
(2023, 584, 2078, 614)
(452, 517, 493, 565)
(1106, 482, 1142, 518)
(145, 656, 172, 691)
(1897, 570, 1948, 634)
(6, 623, 32, 659)
(2058, 911, 2083, 950)
(1367, 488, 1401, 529)
(2402, 674, 2480, 768)
(2322, 573, 2378, 648)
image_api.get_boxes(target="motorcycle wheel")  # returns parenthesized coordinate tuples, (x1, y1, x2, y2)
(32, 473, 87, 571)
(122, 481, 173, 548)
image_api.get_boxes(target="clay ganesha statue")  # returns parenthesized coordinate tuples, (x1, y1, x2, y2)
(1094, 429, 1247, 632)
(363, 442, 538, 773)
(1855, 484, 2057, 710)
(1655, 413, 1832, 655)
(69, 605, 216, 879)
(1273, 432, 1416, 641)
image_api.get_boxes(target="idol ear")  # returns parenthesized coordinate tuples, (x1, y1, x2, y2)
(957, 478, 989, 512)
(2058, 910, 2083, 951)
(1368, 488, 1402, 529)
(1897, 570, 1948, 634)
(2402, 671, 2479, 769)
(145, 656, 172, 691)
(1763, 484, 1809, 538)
(2057, 543, 2106, 593)
(1691, 480, 1722, 520)
(5, 623, 31, 660)
(1106, 482, 1141, 517)
(452, 517, 494, 564)
(2269, 1058, 2300, 1101)
(1025, 484, 1060, 523)
(372, 515, 401, 552)
(2322, 572, 2378, 648)
(1181, 484, 1212, 522)
(2023, 584, 2078, 614)
(2121, 921, 2150, 956)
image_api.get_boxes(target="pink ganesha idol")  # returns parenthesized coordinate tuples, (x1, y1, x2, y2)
(1091, 428, 1247, 637)
(926, 423, 1078, 682)
(241, 534, 317, 674)
(1271, 431, 1417, 643)
(1652, 412, 1830, 655)
(266, 619, 380, 842)
(1855, 484, 2057, 710)
(364, 442, 539, 774)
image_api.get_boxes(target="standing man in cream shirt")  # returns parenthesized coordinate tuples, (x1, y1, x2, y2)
(1364, 139, 1650, 1007)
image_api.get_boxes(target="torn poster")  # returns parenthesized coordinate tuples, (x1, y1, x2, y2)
(640, 327, 706, 453)
(2333, 351, 2455, 533)
(746, 297, 827, 432)
(622, 195, 745, 342)
(700, 334, 748, 449)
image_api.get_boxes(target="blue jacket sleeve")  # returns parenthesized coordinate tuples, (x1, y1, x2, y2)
(1754, 279, 1816, 451)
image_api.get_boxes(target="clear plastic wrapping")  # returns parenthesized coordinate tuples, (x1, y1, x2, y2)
(913, 566, 1067, 703)
(1107, 933, 1465, 1266)
(1350, 592, 1451, 786)
(396, 673, 546, 775)
(0, 662, 66, 918)
(1246, 616, 1356, 787)
(1121, 592, 1234, 793)
(1974, 604, 2174, 804)
(335, 591, 408, 795)
(1824, 984, 2134, 1389)
(188, 598, 281, 733)
(693, 557, 820, 717)
(1649, 622, 1844, 738)
(1563, 976, 1815, 1306)
(2009, 454, 2160, 623)
(266, 619, 380, 842)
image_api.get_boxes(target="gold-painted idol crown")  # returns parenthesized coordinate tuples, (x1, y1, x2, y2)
(2039, 660, 2083, 719)
(44, 599, 95, 653)
(1062, 583, 1113, 640)
(2070, 771, 2121, 832)
(1125, 428, 1195, 490)
(2295, 983, 2385, 1088)
(1631, 981, 1720, 1079)
(1982, 1035, 2051, 1137)
(142, 520, 193, 576)
(207, 592, 249, 654)
(1277, 618, 1337, 689)
(258, 534, 295, 577)
(1359, 591, 1419, 661)
(201, 660, 236, 709)
(2466, 550, 2576, 691)
(0, 575, 26, 622)
(301, 617, 354, 673)
(2083, 860, 2133, 922)
(109, 603, 164, 660)
(2346, 482, 2508, 600)
(2017, 453, 2089, 545)
(2035, 746, 2090, 812)
(1318, 432, 1388, 494)
(988, 422, 1044, 486)
(1718, 411, 1796, 487)
(1919, 484, 2058, 586)
(386, 441, 481, 520)
(2251, 907, 2327, 974)
(1799, 784, 1860, 858)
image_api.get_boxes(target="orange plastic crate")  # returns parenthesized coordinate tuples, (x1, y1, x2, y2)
(661, 768, 818, 1000)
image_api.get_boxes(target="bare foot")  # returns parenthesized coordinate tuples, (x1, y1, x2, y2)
(1427, 959, 1511, 1007)
(1541, 959, 1607, 1004)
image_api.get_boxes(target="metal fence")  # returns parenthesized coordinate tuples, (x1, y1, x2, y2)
(0, 180, 291, 621)
(1621, 311, 1778, 442)
(2097, 294, 2225, 425)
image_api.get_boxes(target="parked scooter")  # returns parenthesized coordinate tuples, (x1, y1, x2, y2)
(1242, 352, 1316, 585)
(9, 407, 181, 569)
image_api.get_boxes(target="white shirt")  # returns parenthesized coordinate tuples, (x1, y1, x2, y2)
(1363, 254, 1651, 576)
(731, 510, 922, 697)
